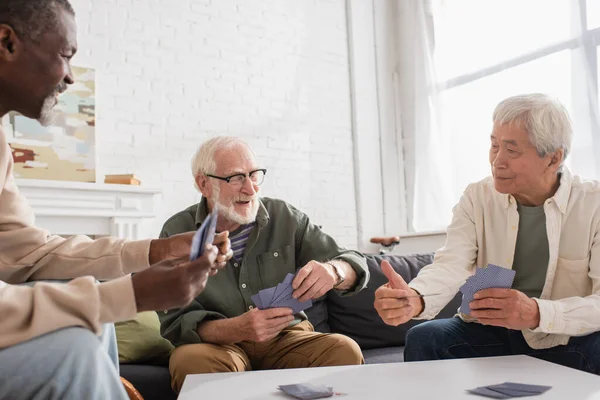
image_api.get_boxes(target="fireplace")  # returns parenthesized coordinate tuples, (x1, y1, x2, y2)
(15, 179, 161, 240)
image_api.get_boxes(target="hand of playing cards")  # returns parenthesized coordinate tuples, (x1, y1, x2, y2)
(467, 382, 551, 398)
(459, 264, 516, 315)
(278, 383, 335, 399)
(251, 273, 313, 314)
(190, 206, 218, 261)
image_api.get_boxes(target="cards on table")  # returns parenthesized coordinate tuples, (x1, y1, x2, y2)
(251, 273, 313, 314)
(278, 383, 334, 399)
(459, 264, 516, 315)
(467, 382, 552, 398)
(189, 206, 218, 261)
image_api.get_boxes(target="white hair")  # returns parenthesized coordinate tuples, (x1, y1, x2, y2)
(493, 94, 573, 166)
(190, 136, 254, 192)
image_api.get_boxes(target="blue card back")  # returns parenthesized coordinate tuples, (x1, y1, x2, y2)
(189, 206, 219, 261)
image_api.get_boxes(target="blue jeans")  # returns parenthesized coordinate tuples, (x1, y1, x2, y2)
(0, 325, 128, 400)
(404, 317, 600, 375)
(0, 280, 128, 400)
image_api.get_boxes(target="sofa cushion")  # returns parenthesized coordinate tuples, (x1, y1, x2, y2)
(115, 311, 174, 365)
(326, 253, 461, 349)
(304, 295, 330, 333)
(363, 346, 405, 364)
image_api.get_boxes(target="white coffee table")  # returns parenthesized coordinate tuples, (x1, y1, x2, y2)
(178, 355, 600, 399)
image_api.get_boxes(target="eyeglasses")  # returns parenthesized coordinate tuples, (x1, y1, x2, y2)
(206, 168, 267, 187)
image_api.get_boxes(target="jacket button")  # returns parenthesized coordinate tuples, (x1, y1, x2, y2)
(242, 283, 247, 289)
(274, 252, 279, 257)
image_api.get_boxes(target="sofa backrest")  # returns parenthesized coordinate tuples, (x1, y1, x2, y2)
(305, 253, 462, 349)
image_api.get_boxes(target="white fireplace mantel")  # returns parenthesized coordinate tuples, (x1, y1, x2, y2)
(15, 179, 162, 240)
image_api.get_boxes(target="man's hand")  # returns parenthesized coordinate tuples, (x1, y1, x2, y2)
(149, 232, 194, 264)
(470, 288, 540, 330)
(292, 261, 337, 302)
(374, 260, 423, 326)
(236, 308, 294, 343)
(149, 231, 232, 274)
(212, 231, 233, 274)
(132, 244, 218, 312)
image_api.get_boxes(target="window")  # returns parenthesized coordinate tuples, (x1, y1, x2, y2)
(407, 0, 600, 232)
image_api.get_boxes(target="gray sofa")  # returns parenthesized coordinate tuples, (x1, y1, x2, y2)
(120, 252, 461, 400)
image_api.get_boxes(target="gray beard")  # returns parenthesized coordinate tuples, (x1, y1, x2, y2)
(37, 95, 57, 126)
(212, 195, 259, 225)
(220, 201, 259, 225)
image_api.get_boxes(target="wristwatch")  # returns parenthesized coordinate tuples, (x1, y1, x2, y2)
(326, 261, 346, 288)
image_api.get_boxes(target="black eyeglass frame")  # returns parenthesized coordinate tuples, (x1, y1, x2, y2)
(205, 168, 267, 185)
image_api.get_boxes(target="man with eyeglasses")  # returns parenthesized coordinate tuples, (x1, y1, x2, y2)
(159, 136, 370, 392)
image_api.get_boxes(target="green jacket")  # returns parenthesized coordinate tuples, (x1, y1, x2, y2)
(158, 197, 369, 347)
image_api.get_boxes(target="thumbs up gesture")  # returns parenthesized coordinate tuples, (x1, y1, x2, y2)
(374, 260, 424, 326)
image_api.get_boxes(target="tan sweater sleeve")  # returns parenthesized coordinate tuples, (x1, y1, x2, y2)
(0, 128, 146, 347)
(0, 129, 151, 284)
(0, 275, 137, 349)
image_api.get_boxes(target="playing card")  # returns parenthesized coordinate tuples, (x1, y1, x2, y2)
(460, 292, 475, 315)
(259, 287, 277, 308)
(272, 273, 295, 304)
(278, 383, 334, 400)
(189, 224, 207, 261)
(462, 267, 497, 293)
(466, 387, 511, 399)
(459, 264, 516, 315)
(400, 292, 442, 299)
(273, 296, 313, 314)
(189, 206, 219, 261)
(459, 276, 479, 315)
(204, 206, 218, 249)
(488, 382, 551, 395)
(487, 387, 541, 397)
(484, 264, 517, 288)
(251, 293, 264, 309)
(250, 274, 312, 313)
(272, 286, 295, 305)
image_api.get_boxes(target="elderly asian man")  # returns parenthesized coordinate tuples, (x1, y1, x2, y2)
(375, 93, 600, 375)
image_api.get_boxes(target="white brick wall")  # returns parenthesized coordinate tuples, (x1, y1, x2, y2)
(70, 0, 358, 247)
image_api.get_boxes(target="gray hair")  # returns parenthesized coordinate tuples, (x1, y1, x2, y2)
(0, 0, 75, 43)
(190, 136, 253, 192)
(493, 94, 573, 165)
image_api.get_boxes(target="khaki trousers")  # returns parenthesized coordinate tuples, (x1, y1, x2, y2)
(169, 321, 364, 392)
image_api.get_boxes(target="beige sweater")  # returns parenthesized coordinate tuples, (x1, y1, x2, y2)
(0, 128, 151, 349)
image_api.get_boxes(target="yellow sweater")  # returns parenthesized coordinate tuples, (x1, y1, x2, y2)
(0, 128, 151, 349)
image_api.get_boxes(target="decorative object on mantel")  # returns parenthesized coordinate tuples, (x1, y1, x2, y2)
(105, 174, 141, 185)
(2, 66, 96, 183)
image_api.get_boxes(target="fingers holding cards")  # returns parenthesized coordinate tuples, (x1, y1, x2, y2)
(213, 230, 232, 266)
(190, 206, 219, 262)
(459, 264, 516, 315)
(251, 273, 313, 314)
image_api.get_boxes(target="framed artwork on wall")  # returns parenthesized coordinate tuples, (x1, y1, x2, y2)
(2, 66, 96, 183)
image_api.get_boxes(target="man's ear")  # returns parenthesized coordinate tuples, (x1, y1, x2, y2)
(0, 24, 21, 61)
(548, 148, 564, 171)
(196, 174, 210, 197)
